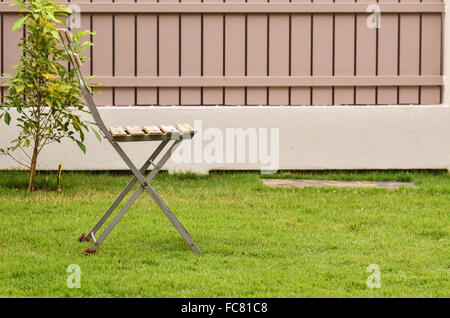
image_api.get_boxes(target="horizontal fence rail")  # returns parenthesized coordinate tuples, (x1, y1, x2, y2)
(0, 3, 445, 13)
(0, 1, 443, 106)
(1, 76, 440, 87)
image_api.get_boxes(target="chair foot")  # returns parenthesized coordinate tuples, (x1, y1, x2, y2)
(82, 248, 97, 255)
(77, 233, 90, 242)
(190, 244, 202, 255)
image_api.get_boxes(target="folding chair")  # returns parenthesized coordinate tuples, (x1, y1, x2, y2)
(58, 29, 201, 255)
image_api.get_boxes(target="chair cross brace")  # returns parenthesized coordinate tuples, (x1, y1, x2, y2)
(82, 137, 200, 254)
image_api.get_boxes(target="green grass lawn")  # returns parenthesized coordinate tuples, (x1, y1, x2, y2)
(0, 170, 448, 297)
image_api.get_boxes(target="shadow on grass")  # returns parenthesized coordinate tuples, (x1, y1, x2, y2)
(0, 171, 58, 191)
(1, 169, 448, 192)
(259, 169, 448, 183)
(0, 170, 78, 192)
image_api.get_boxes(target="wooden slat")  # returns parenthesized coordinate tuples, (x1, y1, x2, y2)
(176, 123, 196, 133)
(334, 1, 355, 105)
(224, 0, 246, 105)
(159, 124, 179, 134)
(109, 126, 128, 137)
(399, 0, 420, 104)
(3, 14, 22, 101)
(355, 3, 376, 105)
(68, 52, 83, 69)
(68, 0, 91, 77)
(268, 0, 290, 106)
(79, 13, 92, 76)
(92, 0, 113, 106)
(159, 0, 179, 105)
(58, 28, 69, 44)
(291, 2, 311, 105)
(114, 1, 135, 106)
(58, 28, 71, 80)
(377, 10, 398, 105)
(143, 125, 163, 135)
(0, 13, 2, 103)
(136, 5, 157, 105)
(312, 0, 333, 105)
(202, 0, 223, 105)
(420, 2, 441, 104)
(125, 125, 145, 136)
(180, 0, 202, 105)
(1, 3, 444, 14)
(246, 0, 267, 105)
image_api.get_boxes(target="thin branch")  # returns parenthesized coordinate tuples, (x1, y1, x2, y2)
(5, 151, 30, 169)
(19, 146, 32, 161)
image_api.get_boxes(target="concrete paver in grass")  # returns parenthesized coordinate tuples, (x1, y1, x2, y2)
(262, 179, 419, 189)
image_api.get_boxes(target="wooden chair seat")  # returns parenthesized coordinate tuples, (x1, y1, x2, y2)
(108, 123, 196, 139)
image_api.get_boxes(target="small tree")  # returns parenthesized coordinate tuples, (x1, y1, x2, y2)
(0, 0, 99, 191)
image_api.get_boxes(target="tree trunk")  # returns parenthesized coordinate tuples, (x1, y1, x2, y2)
(28, 145, 39, 191)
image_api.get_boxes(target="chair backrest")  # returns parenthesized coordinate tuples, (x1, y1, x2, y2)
(58, 29, 111, 140)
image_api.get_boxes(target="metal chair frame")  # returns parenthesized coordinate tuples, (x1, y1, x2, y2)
(58, 29, 201, 255)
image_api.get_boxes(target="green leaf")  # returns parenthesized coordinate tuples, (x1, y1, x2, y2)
(92, 128, 102, 142)
(12, 16, 27, 31)
(15, 84, 25, 93)
(76, 140, 86, 153)
(4, 112, 11, 125)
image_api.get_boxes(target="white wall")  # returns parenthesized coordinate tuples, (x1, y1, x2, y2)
(1, 105, 449, 172)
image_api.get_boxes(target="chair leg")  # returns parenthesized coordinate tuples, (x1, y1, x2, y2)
(84, 139, 201, 255)
(143, 183, 202, 254)
(80, 140, 169, 243)
(84, 183, 143, 254)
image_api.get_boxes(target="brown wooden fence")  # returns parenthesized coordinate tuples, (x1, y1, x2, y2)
(0, 1, 444, 106)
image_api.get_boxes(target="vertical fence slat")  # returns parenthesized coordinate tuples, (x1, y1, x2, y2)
(78, 14, 92, 77)
(0, 1, 2, 101)
(377, 10, 398, 105)
(71, 0, 92, 77)
(399, 0, 420, 104)
(181, 0, 201, 105)
(312, 2, 333, 105)
(159, 0, 179, 105)
(3, 14, 21, 100)
(225, 0, 245, 105)
(3, 14, 21, 73)
(334, 1, 354, 105)
(203, 0, 223, 105)
(246, 0, 267, 106)
(114, 5, 135, 106)
(136, 1, 157, 105)
(291, 1, 311, 105)
(355, 3, 376, 105)
(268, 0, 289, 105)
(92, 0, 113, 106)
(421, 1, 441, 104)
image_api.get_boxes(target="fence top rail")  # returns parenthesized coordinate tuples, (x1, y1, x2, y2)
(0, 3, 444, 14)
